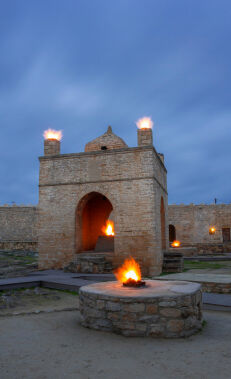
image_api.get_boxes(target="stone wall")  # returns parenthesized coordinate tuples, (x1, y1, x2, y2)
(0, 206, 37, 251)
(168, 204, 231, 252)
(1, 201, 231, 257)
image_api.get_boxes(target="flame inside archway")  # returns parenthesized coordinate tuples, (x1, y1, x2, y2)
(171, 240, 181, 248)
(102, 220, 115, 236)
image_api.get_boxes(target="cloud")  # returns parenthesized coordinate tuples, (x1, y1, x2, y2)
(0, 0, 231, 204)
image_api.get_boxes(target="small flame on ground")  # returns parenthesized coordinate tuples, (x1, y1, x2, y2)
(114, 257, 141, 284)
(136, 117, 153, 130)
(171, 240, 181, 248)
(102, 220, 114, 236)
(43, 129, 63, 141)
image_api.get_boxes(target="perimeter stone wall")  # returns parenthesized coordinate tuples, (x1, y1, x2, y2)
(1, 202, 231, 256)
(0, 206, 37, 251)
(168, 204, 231, 252)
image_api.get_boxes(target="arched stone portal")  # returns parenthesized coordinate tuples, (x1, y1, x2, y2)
(76, 192, 113, 252)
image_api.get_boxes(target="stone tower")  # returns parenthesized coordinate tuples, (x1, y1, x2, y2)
(38, 124, 168, 276)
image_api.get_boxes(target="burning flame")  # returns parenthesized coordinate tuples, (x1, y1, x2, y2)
(43, 129, 63, 141)
(102, 220, 115, 236)
(209, 227, 216, 234)
(171, 240, 181, 248)
(114, 257, 141, 284)
(136, 117, 153, 130)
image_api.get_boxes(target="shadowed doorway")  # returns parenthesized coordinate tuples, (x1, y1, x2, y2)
(169, 224, 176, 243)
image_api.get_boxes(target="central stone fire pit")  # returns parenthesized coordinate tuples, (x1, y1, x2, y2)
(79, 279, 203, 338)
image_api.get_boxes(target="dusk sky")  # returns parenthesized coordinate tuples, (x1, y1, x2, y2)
(1, 0, 231, 205)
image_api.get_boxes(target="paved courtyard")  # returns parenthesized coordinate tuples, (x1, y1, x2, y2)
(0, 309, 231, 379)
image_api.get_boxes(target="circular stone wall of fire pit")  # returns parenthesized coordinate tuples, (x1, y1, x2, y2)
(79, 280, 203, 338)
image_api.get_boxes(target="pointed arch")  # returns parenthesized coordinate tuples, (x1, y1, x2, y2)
(76, 192, 113, 252)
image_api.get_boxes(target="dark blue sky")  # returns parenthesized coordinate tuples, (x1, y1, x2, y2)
(1, 0, 231, 205)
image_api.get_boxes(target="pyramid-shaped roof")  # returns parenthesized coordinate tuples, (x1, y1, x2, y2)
(85, 126, 128, 152)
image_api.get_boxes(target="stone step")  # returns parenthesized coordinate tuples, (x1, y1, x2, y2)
(164, 258, 182, 263)
(163, 251, 183, 273)
(65, 252, 114, 274)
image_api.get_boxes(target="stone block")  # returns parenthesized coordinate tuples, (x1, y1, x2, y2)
(107, 312, 120, 321)
(159, 301, 176, 307)
(96, 300, 105, 310)
(84, 307, 105, 318)
(146, 304, 158, 314)
(106, 301, 121, 312)
(114, 321, 136, 330)
(167, 319, 184, 333)
(149, 324, 165, 336)
(123, 303, 145, 313)
(159, 308, 181, 318)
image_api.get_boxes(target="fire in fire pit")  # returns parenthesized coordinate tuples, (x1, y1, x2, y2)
(114, 257, 146, 287)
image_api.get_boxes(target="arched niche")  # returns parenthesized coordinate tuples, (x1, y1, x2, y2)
(76, 192, 113, 252)
(169, 224, 176, 243)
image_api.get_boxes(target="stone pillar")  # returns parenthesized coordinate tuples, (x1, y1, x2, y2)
(44, 139, 60, 156)
(137, 128, 153, 146)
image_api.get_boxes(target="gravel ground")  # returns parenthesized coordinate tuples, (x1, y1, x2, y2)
(0, 251, 38, 278)
(0, 288, 77, 316)
(0, 310, 231, 379)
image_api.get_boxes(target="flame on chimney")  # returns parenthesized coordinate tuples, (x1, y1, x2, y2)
(43, 129, 63, 141)
(136, 117, 153, 130)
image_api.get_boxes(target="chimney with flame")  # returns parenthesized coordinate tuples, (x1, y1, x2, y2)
(43, 129, 62, 156)
(136, 117, 153, 147)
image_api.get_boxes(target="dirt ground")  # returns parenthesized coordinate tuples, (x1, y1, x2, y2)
(0, 309, 231, 379)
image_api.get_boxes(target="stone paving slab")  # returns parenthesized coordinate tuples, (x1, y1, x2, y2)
(0, 270, 231, 308)
(156, 273, 231, 295)
(203, 293, 231, 307)
(156, 273, 231, 283)
(184, 255, 231, 261)
(0, 270, 115, 291)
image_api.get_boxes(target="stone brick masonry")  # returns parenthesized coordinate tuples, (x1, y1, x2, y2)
(37, 127, 168, 276)
(1, 202, 231, 256)
(0, 206, 37, 251)
(1, 128, 231, 260)
(169, 204, 231, 253)
(79, 280, 203, 338)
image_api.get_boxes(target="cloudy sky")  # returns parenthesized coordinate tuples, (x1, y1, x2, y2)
(0, 0, 231, 205)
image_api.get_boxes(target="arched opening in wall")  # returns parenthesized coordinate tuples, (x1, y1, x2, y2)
(76, 192, 113, 252)
(160, 197, 166, 250)
(169, 224, 176, 243)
